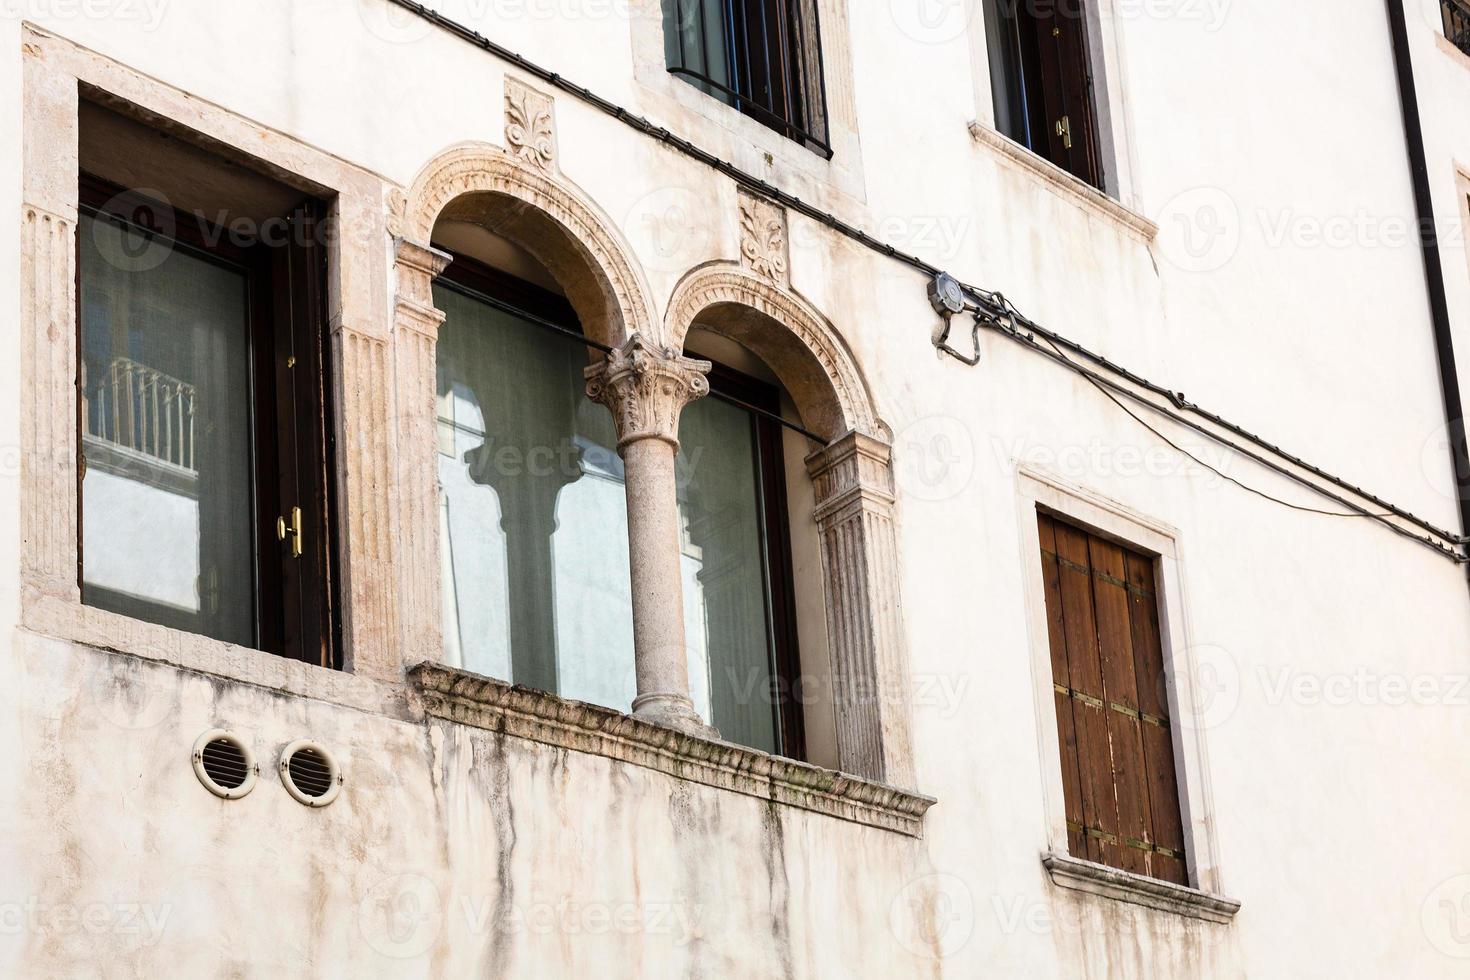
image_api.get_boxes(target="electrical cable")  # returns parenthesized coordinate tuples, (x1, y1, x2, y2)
(992, 322, 1467, 563)
(436, 277, 827, 443)
(1038, 334, 1395, 522)
(381, 0, 1467, 561)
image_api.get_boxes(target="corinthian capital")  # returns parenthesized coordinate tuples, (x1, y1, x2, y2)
(584, 336, 711, 451)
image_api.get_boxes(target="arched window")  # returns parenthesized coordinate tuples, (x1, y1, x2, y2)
(429, 232, 807, 758)
(396, 146, 915, 788)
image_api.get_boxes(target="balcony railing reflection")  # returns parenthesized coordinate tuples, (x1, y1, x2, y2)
(84, 357, 197, 473)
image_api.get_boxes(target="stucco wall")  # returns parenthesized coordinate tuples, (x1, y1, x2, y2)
(3, 2, 1469, 977)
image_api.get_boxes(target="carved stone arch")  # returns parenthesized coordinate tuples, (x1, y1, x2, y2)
(390, 142, 661, 669)
(664, 264, 916, 789)
(397, 140, 658, 347)
(664, 265, 879, 443)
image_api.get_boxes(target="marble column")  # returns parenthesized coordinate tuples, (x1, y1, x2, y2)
(586, 336, 717, 737)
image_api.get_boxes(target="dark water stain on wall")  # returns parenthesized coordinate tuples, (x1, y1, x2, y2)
(761, 801, 796, 980)
(469, 730, 519, 980)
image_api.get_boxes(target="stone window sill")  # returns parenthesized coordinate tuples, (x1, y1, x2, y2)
(22, 590, 408, 718)
(968, 123, 1158, 243)
(1042, 852, 1241, 924)
(410, 662, 937, 837)
(1437, 33, 1470, 72)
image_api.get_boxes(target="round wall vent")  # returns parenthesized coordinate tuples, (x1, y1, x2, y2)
(192, 730, 258, 800)
(279, 740, 342, 807)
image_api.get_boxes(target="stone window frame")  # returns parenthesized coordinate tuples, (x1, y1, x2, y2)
(967, 0, 1158, 242)
(1013, 465, 1239, 921)
(628, 0, 868, 203)
(394, 114, 922, 792)
(663, 265, 917, 786)
(17, 30, 930, 829)
(17, 26, 404, 715)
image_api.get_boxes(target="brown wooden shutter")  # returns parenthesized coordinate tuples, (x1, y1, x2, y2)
(1037, 513, 1188, 885)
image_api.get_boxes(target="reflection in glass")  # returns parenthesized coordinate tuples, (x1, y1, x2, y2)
(78, 213, 256, 646)
(434, 282, 636, 709)
(434, 274, 789, 753)
(677, 397, 781, 755)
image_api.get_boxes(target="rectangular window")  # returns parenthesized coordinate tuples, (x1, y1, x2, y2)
(1037, 512, 1187, 885)
(663, 0, 831, 157)
(77, 106, 337, 666)
(1445, 0, 1470, 57)
(983, 0, 1105, 189)
(434, 252, 804, 757)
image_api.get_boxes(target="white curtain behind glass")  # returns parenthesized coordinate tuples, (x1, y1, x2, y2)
(677, 396, 779, 755)
(78, 213, 255, 648)
(434, 283, 636, 710)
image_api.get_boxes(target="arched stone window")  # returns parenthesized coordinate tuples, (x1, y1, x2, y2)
(395, 139, 916, 789)
(666, 266, 916, 787)
(392, 141, 657, 678)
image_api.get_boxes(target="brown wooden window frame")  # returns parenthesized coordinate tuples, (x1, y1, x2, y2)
(434, 251, 807, 760)
(1036, 509, 1189, 886)
(983, 0, 1107, 190)
(77, 174, 340, 669)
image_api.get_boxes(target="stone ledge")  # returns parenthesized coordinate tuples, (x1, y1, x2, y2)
(22, 590, 412, 719)
(410, 662, 937, 837)
(968, 122, 1159, 243)
(1042, 852, 1241, 924)
(1436, 32, 1470, 73)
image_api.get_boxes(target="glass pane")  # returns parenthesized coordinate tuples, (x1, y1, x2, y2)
(664, 0, 734, 106)
(434, 282, 636, 710)
(78, 213, 256, 647)
(677, 396, 779, 755)
(984, 0, 1029, 145)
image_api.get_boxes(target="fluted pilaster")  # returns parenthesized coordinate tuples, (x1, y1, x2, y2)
(806, 431, 916, 787)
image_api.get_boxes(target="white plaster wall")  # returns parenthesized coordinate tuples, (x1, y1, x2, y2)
(2, 1, 1469, 977)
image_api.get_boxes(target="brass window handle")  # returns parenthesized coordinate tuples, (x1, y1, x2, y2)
(276, 506, 303, 558)
(1055, 115, 1073, 150)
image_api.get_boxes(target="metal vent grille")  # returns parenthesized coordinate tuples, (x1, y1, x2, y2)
(279, 740, 342, 807)
(192, 730, 257, 800)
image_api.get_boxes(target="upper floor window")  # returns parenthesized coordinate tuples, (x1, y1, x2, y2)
(982, 0, 1105, 190)
(1037, 512, 1188, 885)
(1445, 0, 1470, 57)
(433, 250, 805, 757)
(663, 0, 832, 157)
(76, 102, 338, 666)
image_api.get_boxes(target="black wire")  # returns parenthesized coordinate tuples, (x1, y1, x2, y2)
(989, 296, 1470, 547)
(1005, 329, 1468, 564)
(382, 0, 1466, 555)
(436, 278, 826, 444)
(1039, 335, 1394, 522)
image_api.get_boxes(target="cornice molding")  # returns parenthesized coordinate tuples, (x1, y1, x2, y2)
(410, 662, 937, 837)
